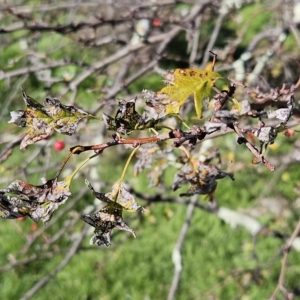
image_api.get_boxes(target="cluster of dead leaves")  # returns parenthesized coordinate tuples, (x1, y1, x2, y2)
(3, 66, 296, 247)
(102, 97, 157, 134)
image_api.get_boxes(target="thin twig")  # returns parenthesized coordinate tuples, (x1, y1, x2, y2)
(0, 250, 64, 273)
(188, 14, 202, 65)
(201, 10, 226, 68)
(233, 122, 275, 171)
(19, 224, 90, 300)
(167, 194, 198, 300)
(269, 219, 300, 300)
(0, 59, 72, 81)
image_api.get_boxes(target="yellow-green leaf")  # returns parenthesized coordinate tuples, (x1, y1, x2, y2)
(157, 68, 221, 118)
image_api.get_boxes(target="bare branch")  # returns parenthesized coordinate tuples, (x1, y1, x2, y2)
(269, 219, 300, 300)
(19, 224, 90, 300)
(167, 195, 198, 300)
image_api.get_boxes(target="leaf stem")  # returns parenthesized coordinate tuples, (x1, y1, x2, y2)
(119, 145, 141, 183)
(54, 151, 74, 179)
(55, 146, 93, 180)
(175, 115, 190, 130)
(64, 153, 99, 189)
(179, 146, 191, 160)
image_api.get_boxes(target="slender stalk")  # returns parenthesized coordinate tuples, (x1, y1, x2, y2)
(119, 145, 141, 183)
(54, 151, 74, 179)
(179, 145, 191, 160)
(54, 146, 92, 180)
(64, 153, 99, 189)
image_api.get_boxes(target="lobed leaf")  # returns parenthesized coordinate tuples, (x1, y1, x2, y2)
(81, 204, 135, 247)
(0, 178, 71, 224)
(103, 98, 157, 134)
(172, 160, 234, 197)
(9, 89, 97, 149)
(83, 180, 137, 247)
(80, 180, 144, 247)
(154, 68, 222, 118)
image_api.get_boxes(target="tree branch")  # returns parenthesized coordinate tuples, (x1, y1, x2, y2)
(167, 194, 198, 300)
(19, 224, 90, 300)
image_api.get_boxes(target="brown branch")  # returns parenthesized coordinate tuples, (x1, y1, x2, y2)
(167, 195, 198, 300)
(269, 219, 300, 300)
(233, 122, 276, 171)
(0, 59, 72, 81)
(70, 133, 170, 154)
(19, 224, 90, 300)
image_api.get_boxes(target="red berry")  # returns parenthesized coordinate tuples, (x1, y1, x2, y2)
(152, 18, 162, 27)
(30, 224, 38, 231)
(284, 128, 295, 138)
(54, 141, 65, 151)
(17, 216, 26, 222)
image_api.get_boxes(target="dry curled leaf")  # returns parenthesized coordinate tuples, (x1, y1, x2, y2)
(9, 89, 97, 149)
(83, 180, 136, 247)
(254, 127, 278, 144)
(143, 89, 171, 117)
(102, 98, 157, 134)
(0, 178, 71, 224)
(172, 160, 234, 197)
(107, 182, 145, 212)
(81, 204, 136, 247)
(86, 179, 144, 212)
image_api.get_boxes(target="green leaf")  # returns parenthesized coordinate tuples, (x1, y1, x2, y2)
(157, 68, 221, 118)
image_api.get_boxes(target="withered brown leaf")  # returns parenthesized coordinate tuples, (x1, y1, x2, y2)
(81, 204, 135, 247)
(9, 89, 96, 149)
(0, 178, 71, 224)
(86, 179, 144, 212)
(106, 182, 145, 212)
(83, 180, 138, 247)
(103, 97, 157, 134)
(172, 161, 234, 197)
